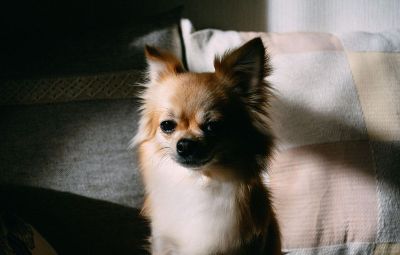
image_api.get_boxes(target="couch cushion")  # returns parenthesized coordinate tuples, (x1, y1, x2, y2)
(1, 97, 143, 207)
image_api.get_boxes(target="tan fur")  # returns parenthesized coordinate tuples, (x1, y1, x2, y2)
(135, 38, 281, 255)
(144, 45, 185, 80)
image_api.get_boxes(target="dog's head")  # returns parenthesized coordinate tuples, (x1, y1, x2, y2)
(134, 38, 273, 178)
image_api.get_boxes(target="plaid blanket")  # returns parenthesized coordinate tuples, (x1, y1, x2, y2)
(182, 21, 400, 255)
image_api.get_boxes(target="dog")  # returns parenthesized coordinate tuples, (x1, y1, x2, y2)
(133, 37, 281, 255)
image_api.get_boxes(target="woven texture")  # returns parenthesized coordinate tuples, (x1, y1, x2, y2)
(0, 71, 142, 105)
(183, 26, 400, 255)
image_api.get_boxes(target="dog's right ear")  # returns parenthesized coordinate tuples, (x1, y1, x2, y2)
(145, 45, 185, 82)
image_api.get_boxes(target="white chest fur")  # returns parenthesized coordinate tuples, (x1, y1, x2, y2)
(146, 158, 241, 255)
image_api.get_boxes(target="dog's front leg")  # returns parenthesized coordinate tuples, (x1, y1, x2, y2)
(151, 235, 179, 255)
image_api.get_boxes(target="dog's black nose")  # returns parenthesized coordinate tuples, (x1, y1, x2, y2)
(176, 139, 197, 157)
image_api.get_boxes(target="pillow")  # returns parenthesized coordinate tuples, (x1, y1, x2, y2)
(182, 21, 400, 255)
(1, 187, 150, 255)
(0, 213, 57, 255)
(0, 7, 184, 209)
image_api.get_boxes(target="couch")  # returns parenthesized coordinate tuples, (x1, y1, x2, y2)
(1, 1, 399, 254)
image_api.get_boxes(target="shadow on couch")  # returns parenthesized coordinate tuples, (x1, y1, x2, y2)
(0, 185, 150, 255)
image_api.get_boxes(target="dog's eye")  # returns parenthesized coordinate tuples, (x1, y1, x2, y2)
(160, 120, 177, 134)
(203, 121, 221, 135)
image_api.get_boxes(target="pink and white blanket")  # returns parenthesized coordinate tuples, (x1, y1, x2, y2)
(182, 20, 400, 255)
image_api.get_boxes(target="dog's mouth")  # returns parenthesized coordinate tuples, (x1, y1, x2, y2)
(175, 154, 214, 169)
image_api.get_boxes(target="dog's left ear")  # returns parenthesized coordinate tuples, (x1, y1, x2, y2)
(214, 37, 271, 92)
(145, 45, 185, 82)
(215, 38, 273, 135)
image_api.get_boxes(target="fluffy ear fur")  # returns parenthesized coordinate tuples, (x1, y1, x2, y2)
(214, 37, 273, 136)
(214, 37, 272, 94)
(145, 45, 185, 81)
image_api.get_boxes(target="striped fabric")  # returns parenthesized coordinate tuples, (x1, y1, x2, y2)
(183, 26, 400, 254)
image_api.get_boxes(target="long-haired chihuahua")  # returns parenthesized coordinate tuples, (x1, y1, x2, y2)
(133, 37, 281, 255)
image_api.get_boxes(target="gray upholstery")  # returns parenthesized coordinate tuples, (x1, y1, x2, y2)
(1, 99, 143, 207)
